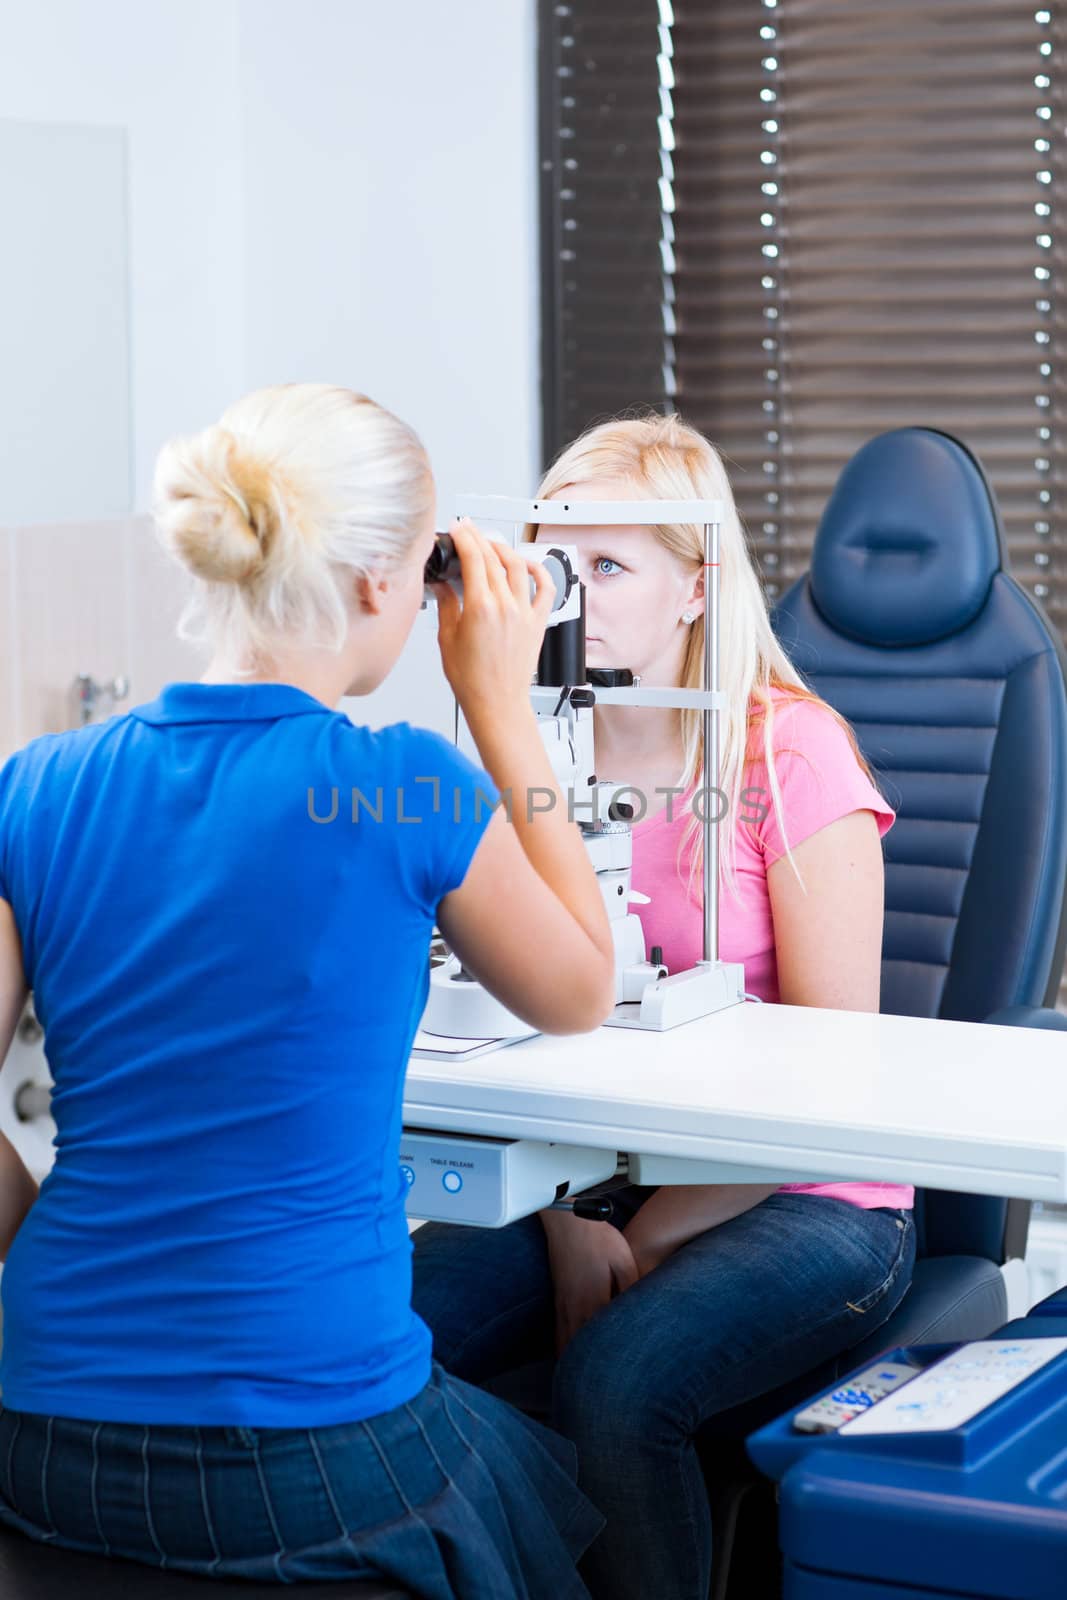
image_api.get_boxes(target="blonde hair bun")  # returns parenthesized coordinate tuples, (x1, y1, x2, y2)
(150, 383, 434, 670)
(154, 425, 283, 585)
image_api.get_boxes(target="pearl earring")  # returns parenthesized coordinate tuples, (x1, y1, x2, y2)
(682, 610, 695, 625)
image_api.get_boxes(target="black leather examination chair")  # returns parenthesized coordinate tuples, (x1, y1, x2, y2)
(705, 426, 1067, 1599)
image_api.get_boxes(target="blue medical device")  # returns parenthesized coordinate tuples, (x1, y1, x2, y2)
(747, 1294, 1067, 1600)
(1029, 1284, 1067, 1322)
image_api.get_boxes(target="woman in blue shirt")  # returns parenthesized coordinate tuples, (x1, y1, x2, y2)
(0, 383, 616, 1594)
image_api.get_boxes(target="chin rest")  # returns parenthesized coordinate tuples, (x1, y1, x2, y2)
(0, 1524, 414, 1599)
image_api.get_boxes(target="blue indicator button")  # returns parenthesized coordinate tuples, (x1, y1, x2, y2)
(833, 1389, 874, 1407)
(400, 1165, 415, 1188)
(442, 1170, 464, 1194)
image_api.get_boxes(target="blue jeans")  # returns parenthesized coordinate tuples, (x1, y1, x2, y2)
(411, 1188, 915, 1600)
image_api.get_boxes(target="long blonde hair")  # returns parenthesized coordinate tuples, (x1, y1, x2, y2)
(525, 413, 880, 902)
(153, 383, 434, 674)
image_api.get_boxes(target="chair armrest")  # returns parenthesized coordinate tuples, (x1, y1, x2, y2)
(982, 1005, 1067, 1031)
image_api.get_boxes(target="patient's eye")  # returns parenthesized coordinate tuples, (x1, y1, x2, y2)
(593, 556, 625, 577)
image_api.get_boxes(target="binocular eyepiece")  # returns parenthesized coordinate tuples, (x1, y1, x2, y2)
(424, 533, 576, 615)
(424, 532, 588, 686)
(424, 533, 462, 588)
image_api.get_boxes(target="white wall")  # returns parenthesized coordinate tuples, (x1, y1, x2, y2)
(0, 0, 246, 509)
(239, 0, 541, 526)
(0, 0, 541, 735)
(0, 120, 133, 522)
(238, 0, 541, 734)
(0, 0, 540, 519)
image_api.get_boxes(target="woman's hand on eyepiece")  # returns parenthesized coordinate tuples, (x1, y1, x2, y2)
(433, 518, 554, 727)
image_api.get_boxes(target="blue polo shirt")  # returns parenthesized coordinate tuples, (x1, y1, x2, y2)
(0, 682, 498, 1426)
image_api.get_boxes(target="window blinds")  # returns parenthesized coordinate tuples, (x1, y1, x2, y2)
(670, 0, 1066, 622)
(541, 1, 1064, 625)
(539, 0, 675, 460)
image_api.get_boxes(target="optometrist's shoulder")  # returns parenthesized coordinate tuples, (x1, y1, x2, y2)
(429, 520, 615, 1037)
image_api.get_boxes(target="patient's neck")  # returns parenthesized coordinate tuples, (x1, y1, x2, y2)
(594, 704, 686, 802)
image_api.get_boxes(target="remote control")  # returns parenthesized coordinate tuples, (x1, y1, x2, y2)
(841, 1338, 1067, 1435)
(792, 1360, 921, 1434)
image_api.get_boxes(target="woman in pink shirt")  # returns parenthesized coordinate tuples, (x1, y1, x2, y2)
(412, 414, 915, 1600)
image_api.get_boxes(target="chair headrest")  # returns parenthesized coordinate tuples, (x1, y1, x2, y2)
(809, 429, 1006, 648)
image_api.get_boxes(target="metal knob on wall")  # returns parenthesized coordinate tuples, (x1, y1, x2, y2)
(72, 672, 129, 727)
(17, 995, 42, 1046)
(14, 1081, 52, 1122)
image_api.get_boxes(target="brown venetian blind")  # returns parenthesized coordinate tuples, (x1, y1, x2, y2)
(539, 0, 674, 460)
(671, 0, 1067, 626)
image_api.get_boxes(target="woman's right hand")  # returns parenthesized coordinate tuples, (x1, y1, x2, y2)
(430, 519, 555, 729)
(541, 1210, 640, 1353)
(430, 518, 616, 1037)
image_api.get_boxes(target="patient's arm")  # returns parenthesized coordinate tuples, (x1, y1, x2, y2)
(624, 813, 886, 1275)
(767, 809, 883, 1011)
(0, 897, 37, 1258)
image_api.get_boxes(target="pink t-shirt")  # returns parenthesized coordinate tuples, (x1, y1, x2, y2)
(630, 688, 912, 1212)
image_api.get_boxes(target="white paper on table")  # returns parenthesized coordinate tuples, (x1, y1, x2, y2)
(411, 1029, 511, 1062)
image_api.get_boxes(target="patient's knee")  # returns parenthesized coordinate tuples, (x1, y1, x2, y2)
(553, 1318, 656, 1445)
